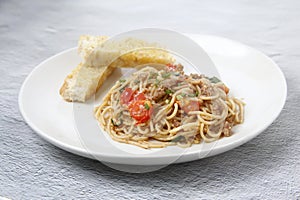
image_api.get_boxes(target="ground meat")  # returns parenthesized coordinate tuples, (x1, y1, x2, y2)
(190, 73, 205, 79)
(161, 78, 178, 88)
(152, 87, 166, 101)
(176, 64, 184, 72)
(223, 121, 232, 137)
(200, 79, 216, 96)
(201, 85, 212, 96)
(171, 119, 181, 127)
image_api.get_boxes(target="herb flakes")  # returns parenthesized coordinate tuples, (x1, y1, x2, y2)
(209, 76, 221, 83)
(165, 89, 173, 95)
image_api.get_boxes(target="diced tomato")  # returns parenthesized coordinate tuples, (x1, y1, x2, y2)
(218, 84, 229, 94)
(180, 100, 200, 113)
(121, 88, 148, 106)
(129, 100, 152, 124)
(134, 92, 146, 101)
(121, 89, 152, 123)
(166, 63, 177, 71)
(120, 88, 135, 105)
(223, 85, 229, 94)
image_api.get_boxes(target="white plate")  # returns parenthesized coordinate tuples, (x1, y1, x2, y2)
(19, 34, 287, 165)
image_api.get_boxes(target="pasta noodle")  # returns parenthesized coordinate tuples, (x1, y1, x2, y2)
(95, 64, 244, 149)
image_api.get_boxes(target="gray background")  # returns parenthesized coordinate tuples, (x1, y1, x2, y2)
(1, 0, 299, 199)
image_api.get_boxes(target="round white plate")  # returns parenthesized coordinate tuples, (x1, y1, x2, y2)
(19, 34, 287, 165)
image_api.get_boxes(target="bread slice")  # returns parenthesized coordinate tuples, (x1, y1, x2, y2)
(60, 35, 111, 102)
(59, 63, 115, 102)
(84, 38, 175, 68)
(78, 35, 109, 61)
(60, 35, 175, 102)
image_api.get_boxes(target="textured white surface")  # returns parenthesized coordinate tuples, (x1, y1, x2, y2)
(0, 0, 299, 199)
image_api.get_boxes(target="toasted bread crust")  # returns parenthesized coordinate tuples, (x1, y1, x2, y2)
(60, 35, 175, 102)
(60, 36, 108, 102)
(78, 35, 109, 61)
(59, 81, 71, 102)
(59, 63, 83, 102)
(96, 65, 115, 91)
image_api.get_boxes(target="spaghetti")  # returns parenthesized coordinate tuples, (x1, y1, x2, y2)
(95, 64, 244, 149)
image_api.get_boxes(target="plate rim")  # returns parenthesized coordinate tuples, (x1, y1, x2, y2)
(18, 34, 287, 164)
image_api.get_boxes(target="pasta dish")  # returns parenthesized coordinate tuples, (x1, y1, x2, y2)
(95, 64, 244, 149)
